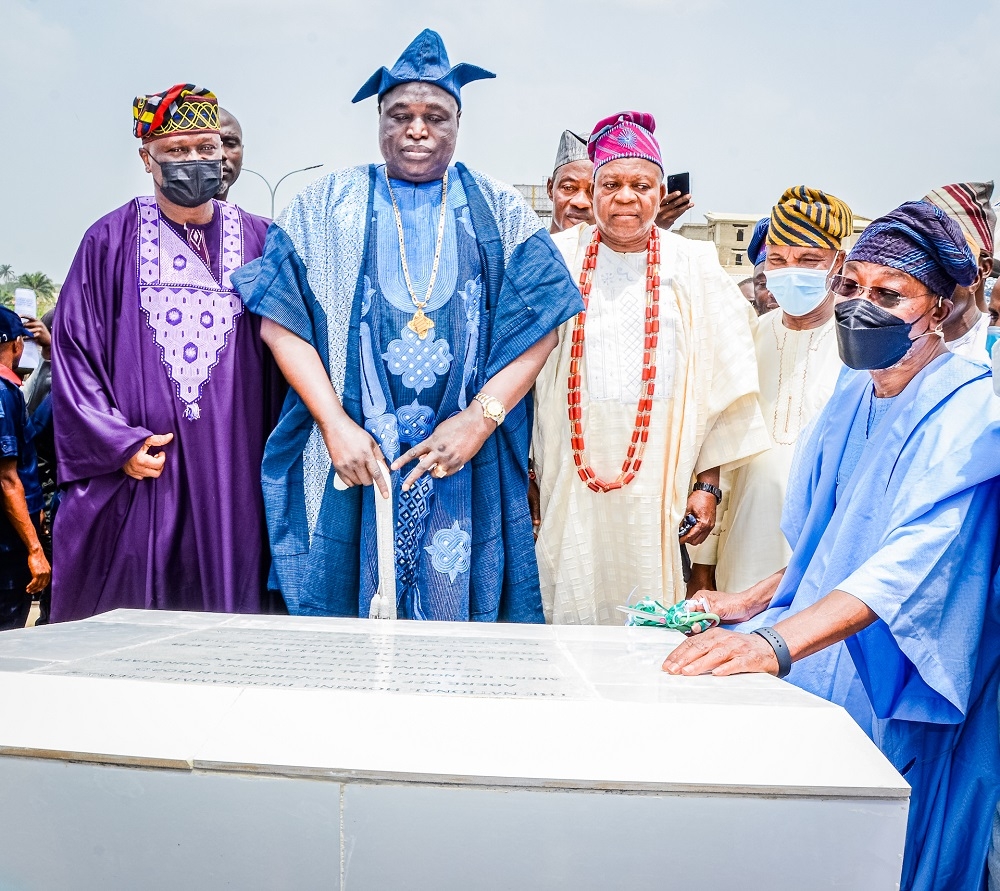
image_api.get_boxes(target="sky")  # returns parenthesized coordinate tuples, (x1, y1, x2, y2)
(3, 0, 999, 281)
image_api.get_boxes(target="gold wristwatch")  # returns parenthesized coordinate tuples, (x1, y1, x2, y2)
(474, 393, 506, 426)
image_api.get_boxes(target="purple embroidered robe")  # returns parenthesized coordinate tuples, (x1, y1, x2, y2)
(51, 198, 279, 620)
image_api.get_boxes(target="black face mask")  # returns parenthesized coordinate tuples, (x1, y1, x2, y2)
(155, 159, 223, 208)
(834, 298, 917, 370)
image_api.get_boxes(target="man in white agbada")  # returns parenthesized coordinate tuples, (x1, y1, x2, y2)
(533, 111, 768, 624)
(689, 187, 850, 593)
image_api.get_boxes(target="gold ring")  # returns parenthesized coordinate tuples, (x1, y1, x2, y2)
(434, 465, 448, 478)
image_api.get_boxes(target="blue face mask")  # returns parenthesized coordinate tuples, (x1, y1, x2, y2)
(764, 258, 837, 317)
(986, 326, 1000, 360)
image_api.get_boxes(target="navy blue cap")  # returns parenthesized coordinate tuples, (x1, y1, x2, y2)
(352, 29, 495, 110)
(747, 217, 769, 266)
(0, 306, 33, 344)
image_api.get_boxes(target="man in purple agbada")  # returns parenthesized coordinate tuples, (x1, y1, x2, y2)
(51, 83, 280, 620)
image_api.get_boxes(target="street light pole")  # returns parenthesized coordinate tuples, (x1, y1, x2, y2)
(243, 164, 324, 219)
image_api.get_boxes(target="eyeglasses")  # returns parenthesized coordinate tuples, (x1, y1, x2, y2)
(829, 274, 935, 310)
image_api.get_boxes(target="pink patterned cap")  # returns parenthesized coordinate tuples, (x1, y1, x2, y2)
(587, 111, 663, 173)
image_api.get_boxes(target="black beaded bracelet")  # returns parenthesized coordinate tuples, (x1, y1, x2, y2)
(751, 626, 792, 679)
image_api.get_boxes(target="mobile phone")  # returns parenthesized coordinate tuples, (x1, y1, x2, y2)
(666, 172, 690, 197)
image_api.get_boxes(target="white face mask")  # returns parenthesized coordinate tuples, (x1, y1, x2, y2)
(765, 255, 838, 317)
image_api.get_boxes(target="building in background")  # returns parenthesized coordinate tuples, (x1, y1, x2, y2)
(515, 183, 871, 280)
(679, 213, 759, 277)
(680, 212, 873, 280)
(515, 184, 553, 226)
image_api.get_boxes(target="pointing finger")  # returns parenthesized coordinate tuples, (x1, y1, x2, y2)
(402, 453, 438, 492)
(369, 452, 390, 499)
(391, 441, 430, 473)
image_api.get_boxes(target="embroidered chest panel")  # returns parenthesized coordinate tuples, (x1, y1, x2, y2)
(587, 248, 677, 403)
(135, 197, 245, 420)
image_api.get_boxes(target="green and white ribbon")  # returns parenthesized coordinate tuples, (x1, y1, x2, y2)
(617, 595, 720, 635)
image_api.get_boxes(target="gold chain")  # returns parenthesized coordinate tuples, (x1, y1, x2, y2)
(771, 316, 832, 445)
(384, 168, 449, 340)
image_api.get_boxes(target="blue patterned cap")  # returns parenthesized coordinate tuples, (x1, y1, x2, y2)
(747, 217, 769, 266)
(352, 29, 495, 110)
(848, 201, 978, 299)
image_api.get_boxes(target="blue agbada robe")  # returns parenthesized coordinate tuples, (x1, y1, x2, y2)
(232, 164, 582, 621)
(737, 353, 1000, 891)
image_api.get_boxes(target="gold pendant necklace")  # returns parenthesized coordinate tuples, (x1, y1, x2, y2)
(385, 168, 449, 340)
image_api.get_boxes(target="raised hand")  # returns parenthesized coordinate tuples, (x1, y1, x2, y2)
(656, 191, 694, 230)
(20, 316, 51, 352)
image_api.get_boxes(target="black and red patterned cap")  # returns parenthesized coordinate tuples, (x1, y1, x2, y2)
(133, 84, 219, 141)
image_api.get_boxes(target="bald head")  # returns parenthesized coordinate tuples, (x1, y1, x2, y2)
(217, 108, 244, 201)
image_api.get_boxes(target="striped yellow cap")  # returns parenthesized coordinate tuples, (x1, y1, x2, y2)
(768, 186, 853, 250)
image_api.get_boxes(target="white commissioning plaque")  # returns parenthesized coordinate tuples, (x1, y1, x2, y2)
(0, 611, 908, 890)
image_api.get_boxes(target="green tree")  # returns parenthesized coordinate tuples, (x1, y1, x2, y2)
(0, 268, 61, 314)
(15, 272, 56, 302)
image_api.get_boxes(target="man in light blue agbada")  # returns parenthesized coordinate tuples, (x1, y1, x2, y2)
(665, 201, 1000, 891)
(232, 30, 582, 622)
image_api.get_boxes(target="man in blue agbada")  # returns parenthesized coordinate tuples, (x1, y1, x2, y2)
(232, 30, 582, 621)
(664, 201, 1000, 891)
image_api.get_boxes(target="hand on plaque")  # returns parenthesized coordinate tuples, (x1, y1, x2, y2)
(661, 627, 779, 677)
(688, 588, 762, 626)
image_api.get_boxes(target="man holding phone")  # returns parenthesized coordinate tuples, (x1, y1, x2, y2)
(657, 171, 694, 230)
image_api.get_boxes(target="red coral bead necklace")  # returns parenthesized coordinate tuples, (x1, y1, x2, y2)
(567, 226, 660, 493)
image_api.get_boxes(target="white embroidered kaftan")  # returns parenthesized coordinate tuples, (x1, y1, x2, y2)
(690, 309, 842, 593)
(533, 224, 769, 622)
